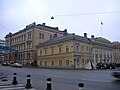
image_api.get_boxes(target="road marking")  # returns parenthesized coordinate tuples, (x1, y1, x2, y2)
(0, 86, 25, 90)
(0, 84, 24, 88)
(81, 78, 111, 83)
(0, 84, 36, 90)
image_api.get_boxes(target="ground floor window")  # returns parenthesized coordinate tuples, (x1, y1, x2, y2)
(45, 61, 47, 66)
(66, 60, 69, 66)
(58, 60, 62, 66)
(51, 61, 54, 66)
(40, 61, 42, 66)
(27, 53, 30, 59)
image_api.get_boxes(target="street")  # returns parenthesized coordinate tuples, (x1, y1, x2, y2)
(0, 65, 120, 90)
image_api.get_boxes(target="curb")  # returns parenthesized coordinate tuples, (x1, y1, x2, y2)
(0, 73, 6, 79)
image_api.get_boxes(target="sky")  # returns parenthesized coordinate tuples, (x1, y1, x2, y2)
(0, 0, 120, 42)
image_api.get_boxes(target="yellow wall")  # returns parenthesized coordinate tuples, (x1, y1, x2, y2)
(37, 38, 92, 69)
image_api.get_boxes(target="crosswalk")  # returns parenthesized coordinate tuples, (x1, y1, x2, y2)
(0, 84, 25, 90)
(0, 80, 36, 90)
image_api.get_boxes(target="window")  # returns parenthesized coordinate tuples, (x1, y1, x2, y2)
(66, 60, 69, 66)
(51, 48, 54, 55)
(45, 61, 47, 66)
(39, 33, 41, 39)
(40, 61, 42, 66)
(86, 46, 89, 51)
(27, 53, 30, 59)
(100, 54, 102, 59)
(27, 42, 32, 49)
(50, 35, 52, 39)
(44, 49, 47, 55)
(23, 43, 25, 49)
(24, 34, 26, 40)
(66, 46, 69, 53)
(81, 46, 84, 51)
(23, 53, 25, 59)
(40, 51, 42, 56)
(28, 32, 32, 39)
(95, 54, 98, 59)
(17, 37, 18, 42)
(76, 46, 79, 52)
(42, 34, 44, 39)
(59, 60, 62, 66)
(39, 33, 44, 39)
(58, 46, 62, 53)
(22, 35, 23, 41)
(51, 61, 54, 66)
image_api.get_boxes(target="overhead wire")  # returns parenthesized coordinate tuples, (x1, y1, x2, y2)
(0, 24, 9, 32)
(52, 11, 120, 17)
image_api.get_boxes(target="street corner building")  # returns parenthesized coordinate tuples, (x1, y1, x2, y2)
(36, 33, 120, 69)
(4, 22, 63, 66)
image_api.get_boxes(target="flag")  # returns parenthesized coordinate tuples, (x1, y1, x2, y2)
(101, 21, 103, 25)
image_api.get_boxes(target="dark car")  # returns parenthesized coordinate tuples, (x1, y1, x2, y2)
(1, 62, 11, 66)
(112, 67, 120, 79)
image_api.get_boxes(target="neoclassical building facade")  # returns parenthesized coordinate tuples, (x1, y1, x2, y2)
(4, 22, 120, 68)
(5, 22, 63, 65)
(36, 33, 119, 69)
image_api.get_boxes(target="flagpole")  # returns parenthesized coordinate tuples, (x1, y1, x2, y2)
(100, 21, 103, 37)
(101, 24, 103, 37)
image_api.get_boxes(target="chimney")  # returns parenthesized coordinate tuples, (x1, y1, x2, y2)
(33, 22, 36, 25)
(63, 29, 67, 36)
(72, 33, 75, 35)
(56, 27, 59, 30)
(84, 33, 87, 38)
(53, 34, 57, 38)
(91, 35, 94, 38)
(42, 23, 45, 26)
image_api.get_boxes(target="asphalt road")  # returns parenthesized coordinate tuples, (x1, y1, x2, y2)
(0, 65, 120, 90)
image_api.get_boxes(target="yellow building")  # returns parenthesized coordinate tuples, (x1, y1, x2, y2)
(37, 33, 93, 69)
(36, 33, 117, 69)
(5, 22, 63, 65)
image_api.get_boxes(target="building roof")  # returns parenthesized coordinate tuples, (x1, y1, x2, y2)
(112, 41, 120, 49)
(37, 33, 91, 47)
(94, 37, 111, 44)
(37, 33, 113, 48)
(5, 22, 62, 38)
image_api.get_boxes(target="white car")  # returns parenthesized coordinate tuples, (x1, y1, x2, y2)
(11, 63, 22, 68)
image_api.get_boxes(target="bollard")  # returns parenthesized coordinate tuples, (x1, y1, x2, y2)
(46, 78, 52, 90)
(25, 75, 32, 89)
(12, 73, 18, 85)
(78, 83, 84, 90)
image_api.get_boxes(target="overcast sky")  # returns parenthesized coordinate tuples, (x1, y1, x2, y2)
(0, 0, 120, 42)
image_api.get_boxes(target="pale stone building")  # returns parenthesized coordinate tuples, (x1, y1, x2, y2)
(5, 22, 63, 65)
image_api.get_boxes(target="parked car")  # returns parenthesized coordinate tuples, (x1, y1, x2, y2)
(11, 63, 22, 68)
(96, 63, 116, 69)
(1, 62, 11, 66)
(112, 67, 120, 79)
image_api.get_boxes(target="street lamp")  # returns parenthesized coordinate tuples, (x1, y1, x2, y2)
(51, 16, 54, 19)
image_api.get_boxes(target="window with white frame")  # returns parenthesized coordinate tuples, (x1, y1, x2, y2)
(66, 46, 69, 53)
(58, 60, 62, 66)
(58, 46, 62, 54)
(66, 60, 69, 66)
